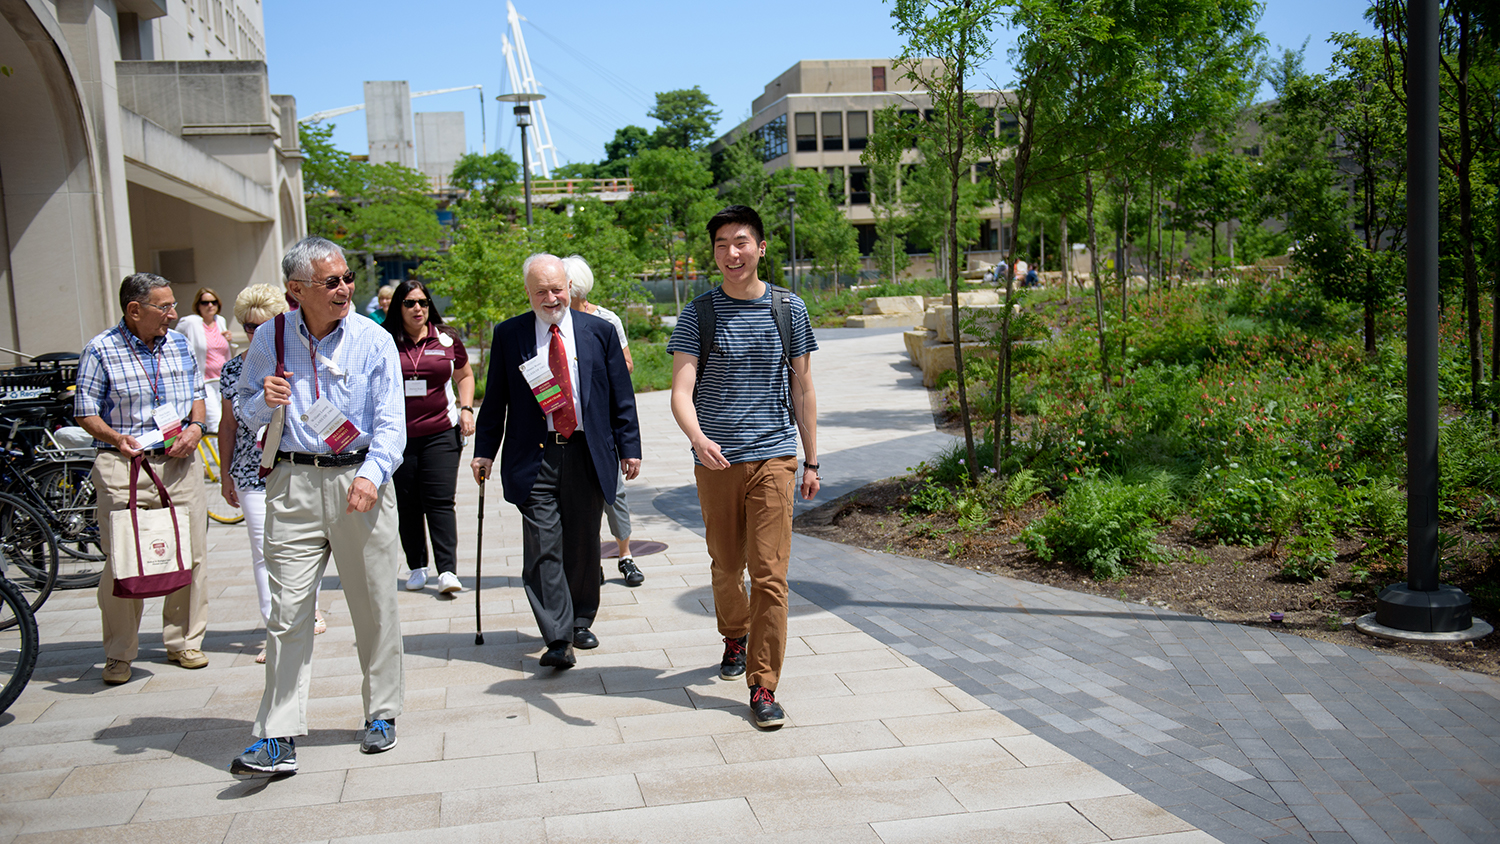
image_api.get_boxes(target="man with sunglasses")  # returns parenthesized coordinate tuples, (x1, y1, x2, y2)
(228, 236, 407, 778)
(75, 272, 211, 686)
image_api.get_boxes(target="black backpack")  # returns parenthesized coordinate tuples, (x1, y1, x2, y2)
(691, 284, 794, 424)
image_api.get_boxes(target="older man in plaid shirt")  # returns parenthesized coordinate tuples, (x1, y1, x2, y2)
(75, 272, 210, 686)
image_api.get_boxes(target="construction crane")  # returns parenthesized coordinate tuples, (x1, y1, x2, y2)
(501, 1, 559, 178)
(299, 84, 488, 153)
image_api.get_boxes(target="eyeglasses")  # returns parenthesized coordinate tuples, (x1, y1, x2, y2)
(199, 299, 219, 307)
(142, 300, 177, 314)
(293, 270, 357, 290)
(243, 321, 263, 334)
(402, 299, 431, 309)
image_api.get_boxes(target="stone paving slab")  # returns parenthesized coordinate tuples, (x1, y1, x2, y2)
(0, 328, 1199, 842)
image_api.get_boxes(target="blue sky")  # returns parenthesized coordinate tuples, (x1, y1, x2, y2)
(265, 0, 1376, 173)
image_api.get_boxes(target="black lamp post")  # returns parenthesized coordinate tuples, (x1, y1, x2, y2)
(780, 185, 802, 294)
(496, 92, 545, 226)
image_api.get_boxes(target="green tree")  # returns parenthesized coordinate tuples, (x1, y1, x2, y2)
(1179, 148, 1253, 271)
(862, 106, 913, 282)
(889, 0, 1008, 479)
(598, 125, 652, 178)
(450, 150, 520, 215)
(621, 146, 718, 310)
(648, 87, 722, 150)
(299, 123, 445, 289)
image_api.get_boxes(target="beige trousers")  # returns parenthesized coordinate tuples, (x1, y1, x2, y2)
(254, 461, 403, 738)
(695, 457, 797, 691)
(94, 450, 209, 662)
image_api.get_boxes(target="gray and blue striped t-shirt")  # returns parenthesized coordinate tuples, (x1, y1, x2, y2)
(667, 285, 818, 465)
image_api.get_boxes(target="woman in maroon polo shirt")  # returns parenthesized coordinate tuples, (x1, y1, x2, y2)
(382, 279, 476, 595)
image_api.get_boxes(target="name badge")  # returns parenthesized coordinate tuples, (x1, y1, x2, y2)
(153, 404, 183, 446)
(423, 349, 446, 356)
(405, 378, 426, 397)
(301, 397, 360, 453)
(520, 354, 567, 414)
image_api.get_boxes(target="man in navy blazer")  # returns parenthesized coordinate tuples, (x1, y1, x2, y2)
(471, 253, 642, 668)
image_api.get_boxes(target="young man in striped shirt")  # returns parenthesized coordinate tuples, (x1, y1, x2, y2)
(668, 205, 820, 729)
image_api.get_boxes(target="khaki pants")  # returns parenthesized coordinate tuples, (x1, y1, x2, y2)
(695, 457, 796, 691)
(93, 450, 209, 661)
(255, 461, 403, 738)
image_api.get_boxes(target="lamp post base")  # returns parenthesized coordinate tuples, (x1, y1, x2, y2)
(1355, 611, 1491, 644)
(1373, 583, 1475, 633)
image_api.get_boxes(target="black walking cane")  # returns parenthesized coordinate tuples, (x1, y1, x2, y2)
(474, 468, 486, 645)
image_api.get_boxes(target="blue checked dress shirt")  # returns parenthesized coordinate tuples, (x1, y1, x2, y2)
(75, 321, 206, 447)
(237, 307, 405, 487)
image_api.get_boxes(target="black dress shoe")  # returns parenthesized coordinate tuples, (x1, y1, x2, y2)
(539, 642, 576, 668)
(573, 627, 599, 649)
(618, 557, 644, 587)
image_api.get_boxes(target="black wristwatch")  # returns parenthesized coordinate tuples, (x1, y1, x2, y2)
(188, 421, 207, 435)
(803, 461, 819, 472)
(459, 406, 474, 413)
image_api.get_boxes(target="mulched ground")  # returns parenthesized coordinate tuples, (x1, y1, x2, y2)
(795, 474, 1500, 678)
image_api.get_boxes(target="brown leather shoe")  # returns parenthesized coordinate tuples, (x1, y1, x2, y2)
(103, 658, 132, 685)
(167, 648, 209, 669)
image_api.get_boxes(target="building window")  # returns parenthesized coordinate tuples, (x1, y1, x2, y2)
(754, 114, 788, 162)
(847, 111, 868, 151)
(825, 167, 846, 204)
(119, 12, 141, 60)
(857, 224, 877, 256)
(822, 112, 843, 152)
(872, 66, 886, 92)
(998, 112, 1019, 144)
(900, 109, 921, 149)
(795, 112, 817, 152)
(849, 167, 870, 205)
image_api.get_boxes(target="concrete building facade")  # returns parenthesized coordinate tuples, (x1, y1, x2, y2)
(712, 59, 1016, 278)
(0, 0, 303, 357)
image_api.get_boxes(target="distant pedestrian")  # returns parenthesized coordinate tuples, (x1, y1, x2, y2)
(563, 255, 644, 588)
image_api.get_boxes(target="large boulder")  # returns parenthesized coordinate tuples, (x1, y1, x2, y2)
(940, 289, 1001, 307)
(862, 295, 925, 315)
(932, 303, 1013, 343)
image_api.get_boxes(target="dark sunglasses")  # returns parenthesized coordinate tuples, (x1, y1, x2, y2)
(199, 298, 219, 307)
(295, 270, 356, 290)
(402, 298, 431, 309)
(243, 321, 263, 333)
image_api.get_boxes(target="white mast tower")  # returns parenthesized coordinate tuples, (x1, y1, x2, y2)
(502, 1, 559, 178)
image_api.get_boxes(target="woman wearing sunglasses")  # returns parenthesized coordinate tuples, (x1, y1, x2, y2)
(176, 286, 234, 433)
(218, 285, 325, 662)
(383, 279, 476, 595)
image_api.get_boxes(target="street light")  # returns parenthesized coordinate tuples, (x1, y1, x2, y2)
(779, 184, 803, 294)
(496, 92, 545, 226)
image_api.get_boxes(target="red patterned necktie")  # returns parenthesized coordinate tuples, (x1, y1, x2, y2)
(548, 324, 578, 438)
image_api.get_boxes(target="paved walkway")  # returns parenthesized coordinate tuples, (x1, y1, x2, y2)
(1, 326, 1495, 843)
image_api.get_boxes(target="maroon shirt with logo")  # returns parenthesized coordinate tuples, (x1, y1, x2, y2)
(396, 325, 469, 438)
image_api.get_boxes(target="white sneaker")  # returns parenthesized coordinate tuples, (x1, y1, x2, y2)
(405, 568, 428, 591)
(438, 571, 462, 594)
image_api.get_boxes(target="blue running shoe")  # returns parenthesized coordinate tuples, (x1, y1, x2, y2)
(361, 718, 397, 753)
(229, 737, 296, 777)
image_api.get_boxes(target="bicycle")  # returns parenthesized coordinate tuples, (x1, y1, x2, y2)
(0, 490, 57, 620)
(0, 409, 104, 589)
(198, 436, 243, 525)
(0, 574, 39, 714)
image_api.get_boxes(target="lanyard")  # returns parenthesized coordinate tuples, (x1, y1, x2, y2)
(126, 330, 164, 405)
(307, 335, 323, 400)
(401, 333, 426, 379)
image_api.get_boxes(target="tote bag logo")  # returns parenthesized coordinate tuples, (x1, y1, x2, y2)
(151, 540, 168, 557)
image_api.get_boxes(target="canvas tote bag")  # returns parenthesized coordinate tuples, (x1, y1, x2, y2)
(109, 454, 193, 599)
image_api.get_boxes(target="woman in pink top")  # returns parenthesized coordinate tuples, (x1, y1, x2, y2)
(176, 286, 233, 433)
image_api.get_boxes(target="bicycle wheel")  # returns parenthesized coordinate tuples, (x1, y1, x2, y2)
(199, 439, 244, 525)
(0, 575, 40, 714)
(0, 492, 57, 620)
(23, 459, 104, 589)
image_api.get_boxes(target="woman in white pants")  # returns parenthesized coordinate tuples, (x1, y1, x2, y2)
(218, 285, 324, 661)
(176, 286, 233, 433)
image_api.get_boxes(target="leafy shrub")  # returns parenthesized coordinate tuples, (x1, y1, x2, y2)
(1280, 533, 1336, 582)
(1194, 467, 1288, 545)
(1000, 469, 1044, 511)
(907, 479, 955, 514)
(1020, 473, 1175, 580)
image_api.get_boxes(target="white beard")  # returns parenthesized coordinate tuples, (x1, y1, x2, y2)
(533, 304, 565, 326)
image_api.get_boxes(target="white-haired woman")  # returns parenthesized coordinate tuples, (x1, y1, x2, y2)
(562, 255, 643, 587)
(218, 284, 324, 662)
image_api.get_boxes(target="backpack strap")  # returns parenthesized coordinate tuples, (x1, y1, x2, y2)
(767, 284, 795, 425)
(690, 289, 717, 410)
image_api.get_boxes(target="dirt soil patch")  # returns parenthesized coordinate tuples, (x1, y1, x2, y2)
(795, 475, 1500, 678)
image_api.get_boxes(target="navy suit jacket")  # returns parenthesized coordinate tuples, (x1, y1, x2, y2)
(473, 310, 641, 507)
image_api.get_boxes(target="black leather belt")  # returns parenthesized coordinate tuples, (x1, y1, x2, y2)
(276, 449, 368, 467)
(545, 431, 584, 446)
